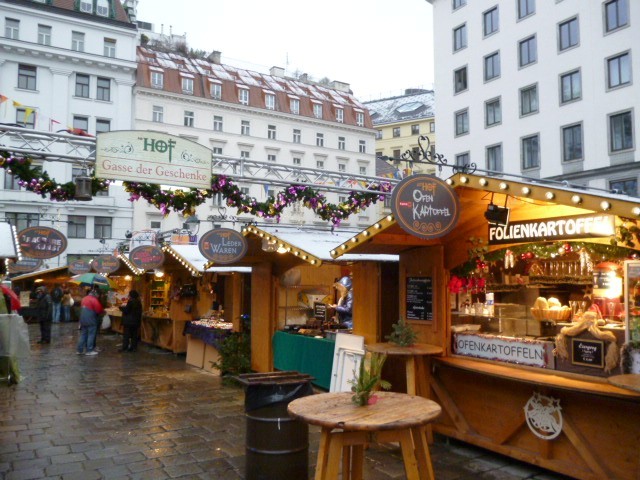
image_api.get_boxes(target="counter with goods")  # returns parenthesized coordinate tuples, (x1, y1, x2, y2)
(183, 315, 233, 373)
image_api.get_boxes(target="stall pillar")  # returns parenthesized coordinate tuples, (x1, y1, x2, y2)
(251, 262, 275, 372)
(225, 273, 244, 331)
(352, 262, 383, 344)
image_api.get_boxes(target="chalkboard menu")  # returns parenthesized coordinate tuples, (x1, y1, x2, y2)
(406, 277, 433, 321)
(314, 302, 328, 321)
(571, 338, 604, 368)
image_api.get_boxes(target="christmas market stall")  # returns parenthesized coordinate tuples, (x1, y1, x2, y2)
(330, 172, 640, 480)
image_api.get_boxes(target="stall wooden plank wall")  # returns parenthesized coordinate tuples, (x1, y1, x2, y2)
(251, 262, 274, 372)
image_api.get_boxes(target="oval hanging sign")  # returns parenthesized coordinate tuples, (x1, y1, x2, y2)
(8, 257, 43, 274)
(68, 259, 91, 275)
(91, 255, 120, 274)
(198, 228, 247, 265)
(390, 174, 460, 240)
(18, 226, 68, 259)
(129, 245, 165, 270)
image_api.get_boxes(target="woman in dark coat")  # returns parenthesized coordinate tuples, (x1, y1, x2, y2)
(119, 290, 142, 352)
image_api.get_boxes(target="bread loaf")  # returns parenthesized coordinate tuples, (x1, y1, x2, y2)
(547, 297, 561, 308)
(534, 297, 549, 310)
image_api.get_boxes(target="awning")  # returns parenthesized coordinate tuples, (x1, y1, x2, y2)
(163, 244, 252, 275)
(0, 222, 20, 259)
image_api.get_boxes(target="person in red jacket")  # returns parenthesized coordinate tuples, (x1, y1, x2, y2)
(76, 288, 104, 355)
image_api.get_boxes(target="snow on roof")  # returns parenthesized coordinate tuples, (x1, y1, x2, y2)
(168, 245, 251, 273)
(0, 223, 19, 259)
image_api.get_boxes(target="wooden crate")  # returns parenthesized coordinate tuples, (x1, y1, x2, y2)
(185, 335, 205, 368)
(203, 344, 221, 376)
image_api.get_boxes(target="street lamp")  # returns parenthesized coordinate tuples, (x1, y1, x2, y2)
(182, 215, 200, 235)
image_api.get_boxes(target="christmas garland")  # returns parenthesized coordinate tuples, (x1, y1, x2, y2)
(0, 151, 392, 225)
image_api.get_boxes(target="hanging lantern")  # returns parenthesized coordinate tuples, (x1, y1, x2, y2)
(74, 175, 93, 201)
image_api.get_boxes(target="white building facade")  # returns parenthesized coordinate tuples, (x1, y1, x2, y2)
(427, 0, 639, 195)
(0, 0, 137, 266)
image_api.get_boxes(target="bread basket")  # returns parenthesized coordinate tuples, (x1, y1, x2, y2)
(530, 307, 571, 322)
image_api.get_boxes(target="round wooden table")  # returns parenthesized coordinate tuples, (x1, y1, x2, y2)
(608, 374, 640, 392)
(288, 391, 441, 480)
(365, 342, 443, 397)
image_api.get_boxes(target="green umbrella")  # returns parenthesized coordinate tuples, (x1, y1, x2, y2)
(69, 273, 115, 291)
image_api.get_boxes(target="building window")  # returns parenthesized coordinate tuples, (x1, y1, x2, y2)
(38, 25, 51, 45)
(267, 125, 276, 140)
(94, 217, 112, 239)
(73, 115, 89, 132)
(313, 103, 323, 119)
(290, 98, 300, 114)
(359, 166, 367, 175)
(96, 0, 109, 16)
(268, 154, 276, 162)
(241, 120, 250, 136)
(4, 171, 22, 190)
(5, 213, 39, 231)
(240, 151, 250, 159)
(316, 160, 324, 169)
(68, 216, 87, 238)
(519, 36, 537, 67)
(16, 108, 36, 129)
(455, 153, 470, 169)
(293, 157, 301, 166)
(485, 97, 501, 127)
(96, 77, 111, 101)
(522, 134, 540, 169)
(103, 38, 116, 57)
(359, 140, 366, 153)
(152, 106, 164, 123)
(75, 74, 90, 98)
(265, 93, 276, 110)
(96, 119, 110, 134)
(184, 111, 194, 127)
(316, 133, 324, 147)
(605, 0, 628, 32)
(182, 77, 194, 94)
(293, 129, 301, 143)
(213, 115, 223, 131)
(151, 71, 163, 89)
(411, 124, 420, 135)
(375, 130, 382, 140)
(393, 149, 401, 160)
(453, 0, 466, 9)
(210, 82, 222, 99)
(486, 144, 503, 171)
(518, 0, 535, 19)
(559, 70, 582, 104)
(5, 18, 19, 39)
(80, 0, 93, 13)
(338, 164, 346, 172)
(18, 65, 36, 90)
(562, 123, 583, 162)
(430, 122, 436, 133)
(72, 31, 85, 52)
(610, 178, 637, 196)
(483, 7, 499, 36)
(338, 137, 346, 150)
(607, 52, 631, 89)
(455, 109, 469, 136)
(454, 66, 468, 93)
(212, 147, 223, 155)
(336, 108, 344, 123)
(484, 51, 500, 81)
(609, 111, 633, 152)
(559, 17, 579, 51)
(520, 84, 538, 116)
(356, 112, 364, 126)
(453, 24, 467, 51)
(393, 127, 401, 138)
(239, 88, 249, 105)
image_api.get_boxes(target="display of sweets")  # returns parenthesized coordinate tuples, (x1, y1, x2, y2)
(191, 317, 233, 329)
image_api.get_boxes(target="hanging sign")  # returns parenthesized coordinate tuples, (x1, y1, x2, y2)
(453, 332, 555, 369)
(91, 255, 120, 274)
(18, 227, 68, 259)
(68, 259, 91, 275)
(129, 245, 165, 270)
(8, 257, 43, 274)
(390, 174, 460, 240)
(198, 228, 247, 265)
(95, 131, 211, 189)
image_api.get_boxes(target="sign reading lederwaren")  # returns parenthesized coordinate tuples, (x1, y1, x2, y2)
(390, 174, 460, 240)
(199, 228, 248, 265)
(96, 131, 211, 189)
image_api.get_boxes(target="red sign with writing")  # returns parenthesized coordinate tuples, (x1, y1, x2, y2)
(18, 227, 68, 259)
(129, 246, 165, 270)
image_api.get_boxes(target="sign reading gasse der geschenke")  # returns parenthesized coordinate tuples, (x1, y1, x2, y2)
(95, 131, 211, 189)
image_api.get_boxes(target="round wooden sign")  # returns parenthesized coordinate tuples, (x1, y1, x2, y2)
(91, 255, 120, 274)
(390, 174, 460, 240)
(18, 226, 68, 259)
(8, 257, 43, 274)
(198, 228, 248, 265)
(68, 259, 91, 275)
(129, 245, 165, 270)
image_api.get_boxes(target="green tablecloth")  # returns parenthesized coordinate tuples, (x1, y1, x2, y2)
(272, 331, 335, 390)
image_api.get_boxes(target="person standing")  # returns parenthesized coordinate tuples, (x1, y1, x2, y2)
(77, 288, 104, 355)
(119, 290, 142, 352)
(50, 285, 63, 323)
(329, 276, 354, 329)
(61, 287, 73, 323)
(35, 286, 53, 344)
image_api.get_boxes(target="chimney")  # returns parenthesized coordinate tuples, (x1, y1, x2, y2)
(299, 73, 309, 83)
(330, 80, 350, 93)
(207, 50, 221, 64)
(270, 66, 285, 78)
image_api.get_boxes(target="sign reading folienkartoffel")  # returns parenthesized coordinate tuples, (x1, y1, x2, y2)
(95, 131, 211, 189)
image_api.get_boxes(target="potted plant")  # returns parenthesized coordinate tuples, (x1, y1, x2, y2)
(386, 318, 418, 347)
(349, 352, 391, 406)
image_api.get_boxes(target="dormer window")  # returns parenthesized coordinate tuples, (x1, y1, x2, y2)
(356, 112, 364, 127)
(265, 93, 276, 110)
(336, 107, 344, 123)
(96, 0, 109, 17)
(210, 81, 222, 99)
(181, 76, 194, 94)
(150, 69, 164, 89)
(80, 0, 93, 13)
(313, 103, 322, 119)
(238, 87, 249, 105)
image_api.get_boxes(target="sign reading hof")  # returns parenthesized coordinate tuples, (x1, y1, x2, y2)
(68, 259, 91, 275)
(391, 174, 460, 240)
(129, 245, 165, 270)
(199, 228, 248, 265)
(91, 255, 120, 274)
(18, 227, 67, 259)
(96, 131, 211, 189)
(8, 257, 43, 274)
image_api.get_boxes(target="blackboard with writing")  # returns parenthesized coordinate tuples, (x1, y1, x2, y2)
(571, 338, 604, 368)
(314, 302, 328, 321)
(406, 277, 433, 321)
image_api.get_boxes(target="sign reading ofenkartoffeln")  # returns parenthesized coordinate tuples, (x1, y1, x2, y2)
(95, 131, 211, 189)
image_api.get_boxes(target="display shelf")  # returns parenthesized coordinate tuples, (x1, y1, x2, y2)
(277, 283, 331, 328)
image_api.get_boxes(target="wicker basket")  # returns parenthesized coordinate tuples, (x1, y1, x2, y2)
(530, 307, 571, 322)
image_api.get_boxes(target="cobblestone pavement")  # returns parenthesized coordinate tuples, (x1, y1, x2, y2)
(0, 323, 575, 480)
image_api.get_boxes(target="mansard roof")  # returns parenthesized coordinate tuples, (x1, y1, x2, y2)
(6, 0, 134, 26)
(364, 89, 435, 126)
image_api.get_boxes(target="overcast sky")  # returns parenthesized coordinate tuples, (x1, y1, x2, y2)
(135, 0, 435, 101)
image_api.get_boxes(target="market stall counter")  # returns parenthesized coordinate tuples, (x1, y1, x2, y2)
(183, 317, 233, 373)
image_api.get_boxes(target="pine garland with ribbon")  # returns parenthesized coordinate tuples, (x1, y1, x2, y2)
(0, 150, 392, 225)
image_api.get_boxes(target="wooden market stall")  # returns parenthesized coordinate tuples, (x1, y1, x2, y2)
(330, 173, 640, 480)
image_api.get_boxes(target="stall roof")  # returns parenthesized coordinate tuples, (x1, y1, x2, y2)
(0, 222, 20, 259)
(331, 172, 640, 259)
(11, 266, 68, 282)
(164, 244, 252, 274)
